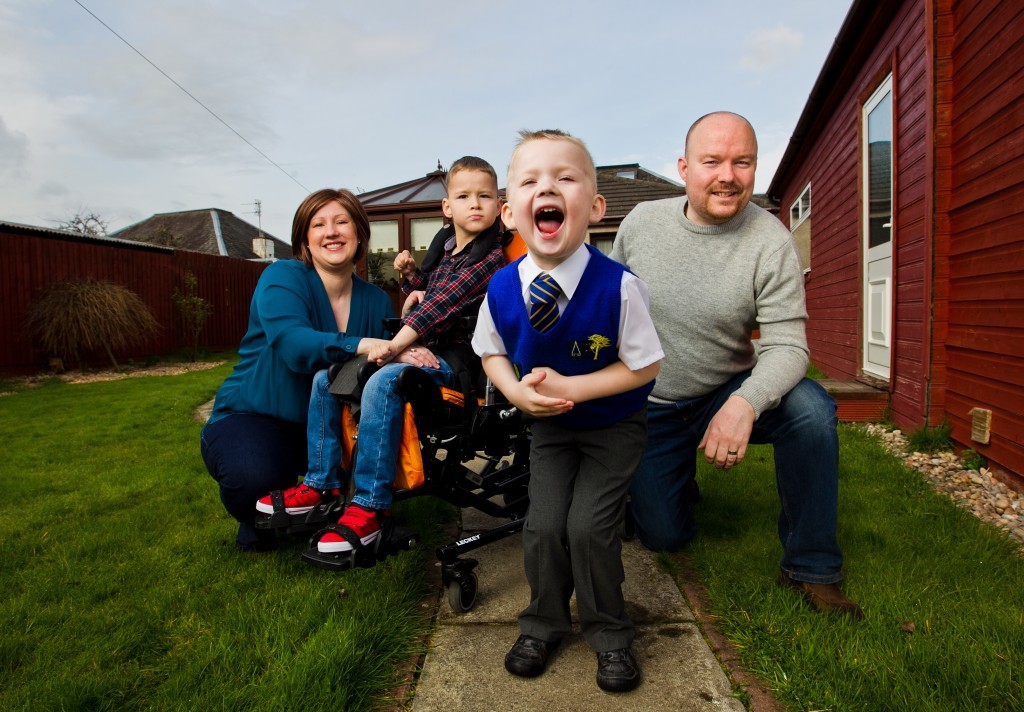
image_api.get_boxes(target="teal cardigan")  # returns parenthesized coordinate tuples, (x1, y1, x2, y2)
(208, 260, 395, 426)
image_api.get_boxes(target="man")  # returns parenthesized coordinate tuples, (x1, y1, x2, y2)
(610, 111, 862, 618)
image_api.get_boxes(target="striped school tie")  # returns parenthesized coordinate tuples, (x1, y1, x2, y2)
(529, 273, 562, 333)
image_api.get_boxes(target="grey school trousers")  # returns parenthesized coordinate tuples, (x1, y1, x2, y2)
(518, 408, 647, 652)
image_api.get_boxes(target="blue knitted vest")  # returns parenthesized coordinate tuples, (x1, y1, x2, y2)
(487, 245, 652, 429)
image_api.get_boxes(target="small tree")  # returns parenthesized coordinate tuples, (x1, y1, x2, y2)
(54, 211, 109, 237)
(26, 278, 159, 369)
(172, 271, 213, 361)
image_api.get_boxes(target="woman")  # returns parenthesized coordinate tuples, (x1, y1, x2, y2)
(201, 188, 394, 551)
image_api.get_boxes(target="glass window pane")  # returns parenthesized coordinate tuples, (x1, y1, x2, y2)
(369, 220, 399, 254)
(411, 217, 445, 252)
(867, 91, 892, 248)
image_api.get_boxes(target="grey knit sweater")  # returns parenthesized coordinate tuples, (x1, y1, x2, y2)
(610, 197, 808, 417)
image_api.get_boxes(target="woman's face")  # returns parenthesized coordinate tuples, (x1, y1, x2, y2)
(306, 200, 359, 274)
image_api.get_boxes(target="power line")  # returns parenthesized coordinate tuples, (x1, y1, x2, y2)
(73, 0, 309, 193)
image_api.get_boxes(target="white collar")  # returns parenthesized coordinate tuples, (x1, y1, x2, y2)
(518, 243, 590, 300)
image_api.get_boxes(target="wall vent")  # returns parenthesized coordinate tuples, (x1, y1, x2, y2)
(970, 408, 992, 444)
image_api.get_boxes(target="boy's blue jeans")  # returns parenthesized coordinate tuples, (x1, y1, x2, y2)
(304, 360, 456, 510)
(628, 372, 845, 584)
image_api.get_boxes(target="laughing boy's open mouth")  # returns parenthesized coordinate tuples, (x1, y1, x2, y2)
(535, 207, 564, 236)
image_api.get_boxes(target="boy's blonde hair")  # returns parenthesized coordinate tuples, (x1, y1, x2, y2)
(507, 129, 597, 187)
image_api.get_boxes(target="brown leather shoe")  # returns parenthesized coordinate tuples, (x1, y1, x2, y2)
(778, 574, 864, 619)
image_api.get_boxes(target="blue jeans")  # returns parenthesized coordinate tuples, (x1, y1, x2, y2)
(629, 373, 844, 584)
(201, 413, 306, 550)
(307, 360, 455, 511)
(303, 369, 345, 490)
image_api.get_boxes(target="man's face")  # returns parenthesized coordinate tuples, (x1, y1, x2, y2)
(677, 115, 758, 225)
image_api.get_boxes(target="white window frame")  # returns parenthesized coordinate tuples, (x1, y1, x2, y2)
(789, 183, 811, 229)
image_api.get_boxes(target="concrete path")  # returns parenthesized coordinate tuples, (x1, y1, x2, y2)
(412, 507, 745, 712)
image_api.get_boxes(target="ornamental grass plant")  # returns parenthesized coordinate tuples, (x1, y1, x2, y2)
(0, 363, 447, 711)
(25, 278, 160, 369)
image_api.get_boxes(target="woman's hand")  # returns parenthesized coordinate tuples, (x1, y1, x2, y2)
(393, 344, 440, 369)
(367, 340, 396, 365)
(356, 338, 390, 357)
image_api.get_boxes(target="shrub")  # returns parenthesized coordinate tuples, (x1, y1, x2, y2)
(960, 448, 987, 471)
(173, 271, 213, 362)
(905, 420, 953, 453)
(366, 252, 388, 284)
(26, 278, 159, 369)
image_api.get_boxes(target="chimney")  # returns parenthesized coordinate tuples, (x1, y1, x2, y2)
(253, 236, 272, 259)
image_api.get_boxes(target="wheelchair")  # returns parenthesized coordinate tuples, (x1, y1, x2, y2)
(254, 321, 531, 614)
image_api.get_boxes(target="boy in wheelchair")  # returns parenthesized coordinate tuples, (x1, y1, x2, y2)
(255, 156, 506, 558)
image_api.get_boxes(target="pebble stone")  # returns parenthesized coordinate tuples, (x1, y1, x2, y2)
(861, 424, 1024, 548)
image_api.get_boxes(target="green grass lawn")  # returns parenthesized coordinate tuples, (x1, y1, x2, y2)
(5, 366, 1024, 711)
(681, 425, 1024, 711)
(0, 365, 449, 711)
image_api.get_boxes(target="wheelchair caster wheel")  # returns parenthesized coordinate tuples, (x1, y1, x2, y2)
(447, 572, 478, 614)
(403, 533, 420, 550)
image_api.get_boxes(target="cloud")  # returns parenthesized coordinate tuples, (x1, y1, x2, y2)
(738, 23, 804, 74)
(35, 180, 70, 200)
(0, 116, 29, 177)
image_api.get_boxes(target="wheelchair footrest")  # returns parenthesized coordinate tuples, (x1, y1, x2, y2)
(254, 495, 345, 534)
(301, 522, 420, 571)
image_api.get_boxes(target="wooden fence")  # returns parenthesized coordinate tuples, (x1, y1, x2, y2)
(0, 226, 269, 373)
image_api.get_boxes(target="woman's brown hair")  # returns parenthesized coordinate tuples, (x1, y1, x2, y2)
(290, 188, 370, 265)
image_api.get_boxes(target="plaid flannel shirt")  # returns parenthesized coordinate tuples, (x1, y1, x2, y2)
(401, 235, 504, 348)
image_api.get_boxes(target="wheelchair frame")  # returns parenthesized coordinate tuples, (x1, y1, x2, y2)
(258, 340, 532, 614)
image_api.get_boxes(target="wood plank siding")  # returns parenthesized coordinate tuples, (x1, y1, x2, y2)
(775, 0, 930, 427)
(770, 0, 1024, 483)
(946, 0, 1024, 481)
(0, 228, 268, 372)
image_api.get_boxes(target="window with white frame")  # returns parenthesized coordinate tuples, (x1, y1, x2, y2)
(789, 183, 812, 271)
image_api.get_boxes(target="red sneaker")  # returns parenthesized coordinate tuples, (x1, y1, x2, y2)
(317, 504, 383, 553)
(255, 484, 341, 515)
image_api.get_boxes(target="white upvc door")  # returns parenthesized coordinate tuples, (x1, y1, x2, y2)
(862, 76, 894, 380)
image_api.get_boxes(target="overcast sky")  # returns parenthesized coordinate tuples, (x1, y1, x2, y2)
(0, 0, 851, 244)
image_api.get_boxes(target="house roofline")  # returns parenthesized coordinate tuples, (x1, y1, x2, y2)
(766, 0, 903, 201)
(0, 220, 173, 252)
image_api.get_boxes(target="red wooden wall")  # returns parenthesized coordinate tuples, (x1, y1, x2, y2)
(944, 0, 1024, 482)
(0, 228, 268, 373)
(776, 0, 931, 428)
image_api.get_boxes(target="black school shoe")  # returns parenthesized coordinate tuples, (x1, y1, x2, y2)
(596, 647, 641, 692)
(504, 634, 557, 677)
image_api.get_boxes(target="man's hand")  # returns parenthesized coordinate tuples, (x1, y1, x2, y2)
(394, 250, 417, 279)
(699, 395, 755, 470)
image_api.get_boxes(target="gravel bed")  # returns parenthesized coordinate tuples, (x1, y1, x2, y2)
(861, 423, 1024, 547)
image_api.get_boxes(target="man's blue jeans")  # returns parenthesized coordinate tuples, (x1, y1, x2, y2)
(629, 372, 844, 584)
(305, 360, 456, 511)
